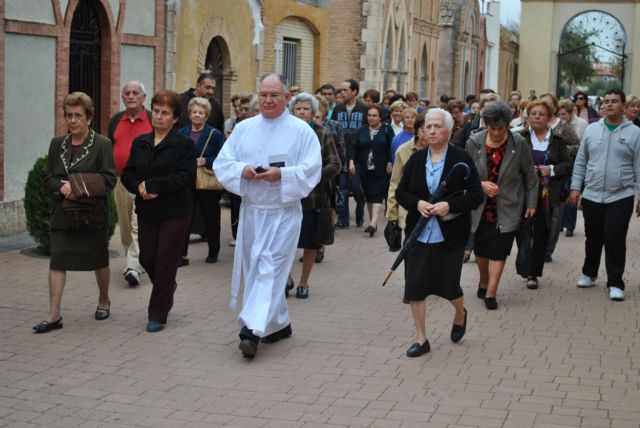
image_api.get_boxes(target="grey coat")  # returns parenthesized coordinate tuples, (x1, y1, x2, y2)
(466, 129, 539, 233)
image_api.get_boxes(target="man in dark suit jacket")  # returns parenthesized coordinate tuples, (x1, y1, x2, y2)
(180, 72, 225, 132)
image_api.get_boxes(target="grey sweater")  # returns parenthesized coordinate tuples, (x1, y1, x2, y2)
(570, 118, 640, 204)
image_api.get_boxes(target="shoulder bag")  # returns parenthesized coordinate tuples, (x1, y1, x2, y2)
(195, 130, 223, 190)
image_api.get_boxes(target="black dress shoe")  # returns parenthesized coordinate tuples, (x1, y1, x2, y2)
(178, 257, 189, 267)
(315, 248, 325, 263)
(477, 286, 487, 299)
(406, 340, 430, 357)
(334, 222, 348, 229)
(205, 255, 218, 263)
(239, 338, 258, 358)
(296, 286, 309, 299)
(356, 218, 364, 227)
(451, 308, 467, 343)
(544, 255, 552, 263)
(364, 225, 377, 237)
(94, 301, 110, 320)
(33, 318, 63, 333)
(261, 324, 292, 343)
(484, 297, 498, 310)
(285, 278, 294, 298)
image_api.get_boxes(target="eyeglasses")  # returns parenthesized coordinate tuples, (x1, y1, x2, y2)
(258, 93, 282, 101)
(64, 113, 86, 121)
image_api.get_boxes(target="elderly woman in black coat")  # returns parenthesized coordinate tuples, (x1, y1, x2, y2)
(396, 108, 483, 357)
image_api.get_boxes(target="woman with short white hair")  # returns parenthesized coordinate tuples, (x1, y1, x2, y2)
(179, 97, 225, 264)
(396, 108, 483, 357)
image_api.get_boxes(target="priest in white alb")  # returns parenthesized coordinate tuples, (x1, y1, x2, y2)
(213, 74, 321, 358)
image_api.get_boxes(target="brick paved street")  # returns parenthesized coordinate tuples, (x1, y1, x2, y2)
(1, 207, 639, 428)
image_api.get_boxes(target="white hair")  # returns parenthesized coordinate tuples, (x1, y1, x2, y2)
(288, 92, 319, 115)
(122, 80, 146, 95)
(425, 108, 454, 131)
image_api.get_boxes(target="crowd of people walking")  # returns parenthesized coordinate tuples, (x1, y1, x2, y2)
(32, 72, 640, 361)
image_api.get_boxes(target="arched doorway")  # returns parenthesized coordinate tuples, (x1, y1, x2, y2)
(205, 36, 228, 105)
(557, 11, 626, 97)
(69, 0, 102, 131)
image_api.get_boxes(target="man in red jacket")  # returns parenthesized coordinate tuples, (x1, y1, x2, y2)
(108, 81, 152, 286)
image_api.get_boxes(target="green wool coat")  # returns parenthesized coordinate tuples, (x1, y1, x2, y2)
(42, 130, 117, 231)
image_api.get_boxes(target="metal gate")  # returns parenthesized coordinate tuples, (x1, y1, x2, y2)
(69, 0, 102, 132)
(205, 37, 225, 104)
(282, 38, 298, 87)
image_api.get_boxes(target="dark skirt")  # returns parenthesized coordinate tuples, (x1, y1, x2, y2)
(360, 174, 388, 203)
(404, 242, 465, 301)
(50, 228, 109, 271)
(297, 209, 322, 250)
(474, 219, 515, 261)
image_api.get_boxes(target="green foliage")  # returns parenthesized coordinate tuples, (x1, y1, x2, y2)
(23, 155, 118, 255)
(589, 78, 623, 97)
(24, 156, 54, 254)
(559, 25, 597, 88)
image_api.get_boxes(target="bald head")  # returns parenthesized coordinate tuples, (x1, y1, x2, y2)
(258, 74, 291, 119)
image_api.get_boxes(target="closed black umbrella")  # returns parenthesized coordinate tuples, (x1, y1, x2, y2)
(382, 162, 470, 286)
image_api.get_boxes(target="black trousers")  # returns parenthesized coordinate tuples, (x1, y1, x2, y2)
(528, 203, 551, 278)
(581, 196, 634, 289)
(138, 213, 192, 323)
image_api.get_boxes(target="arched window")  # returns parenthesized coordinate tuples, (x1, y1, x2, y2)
(420, 46, 428, 97)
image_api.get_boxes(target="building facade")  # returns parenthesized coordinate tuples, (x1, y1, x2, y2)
(518, 0, 640, 96)
(498, 26, 518, 99)
(0, 0, 165, 235)
(436, 0, 481, 99)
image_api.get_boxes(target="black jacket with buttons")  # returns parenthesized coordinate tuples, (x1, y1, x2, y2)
(122, 129, 196, 219)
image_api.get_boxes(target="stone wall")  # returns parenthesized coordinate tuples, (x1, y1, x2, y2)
(0, 200, 25, 236)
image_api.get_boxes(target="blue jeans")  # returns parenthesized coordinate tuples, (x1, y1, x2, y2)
(336, 171, 365, 226)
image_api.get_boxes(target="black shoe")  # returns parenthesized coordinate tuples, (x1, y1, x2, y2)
(261, 324, 292, 343)
(33, 318, 63, 333)
(526, 277, 539, 290)
(477, 286, 487, 299)
(402, 298, 410, 304)
(565, 230, 574, 237)
(315, 248, 325, 263)
(94, 301, 110, 320)
(238, 326, 260, 358)
(544, 255, 552, 263)
(484, 297, 498, 310)
(334, 222, 349, 229)
(124, 269, 140, 286)
(296, 286, 309, 299)
(205, 255, 218, 263)
(285, 278, 294, 298)
(356, 219, 364, 227)
(178, 257, 189, 267)
(364, 225, 377, 237)
(451, 308, 467, 343)
(406, 340, 430, 357)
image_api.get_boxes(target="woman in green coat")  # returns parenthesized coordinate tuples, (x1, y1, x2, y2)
(33, 92, 117, 333)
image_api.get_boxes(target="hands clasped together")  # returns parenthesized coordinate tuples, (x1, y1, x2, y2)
(417, 200, 450, 218)
(241, 165, 281, 182)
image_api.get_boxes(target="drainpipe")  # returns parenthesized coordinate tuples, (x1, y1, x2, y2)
(248, 0, 264, 90)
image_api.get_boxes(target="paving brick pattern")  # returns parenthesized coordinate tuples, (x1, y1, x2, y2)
(1, 207, 639, 427)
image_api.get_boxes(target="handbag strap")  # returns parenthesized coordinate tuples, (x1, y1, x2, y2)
(199, 130, 215, 158)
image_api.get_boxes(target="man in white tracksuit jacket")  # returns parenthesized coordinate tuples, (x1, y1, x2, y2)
(568, 89, 640, 301)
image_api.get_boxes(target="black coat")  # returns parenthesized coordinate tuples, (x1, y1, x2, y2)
(455, 118, 480, 149)
(396, 144, 484, 246)
(122, 129, 196, 219)
(518, 129, 573, 207)
(350, 124, 394, 178)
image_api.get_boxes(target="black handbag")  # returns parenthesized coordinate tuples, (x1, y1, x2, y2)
(515, 217, 534, 277)
(384, 221, 402, 252)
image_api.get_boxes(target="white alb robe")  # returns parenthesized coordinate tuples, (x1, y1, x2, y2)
(213, 110, 321, 336)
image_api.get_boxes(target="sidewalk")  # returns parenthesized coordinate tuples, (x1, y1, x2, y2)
(0, 208, 639, 427)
